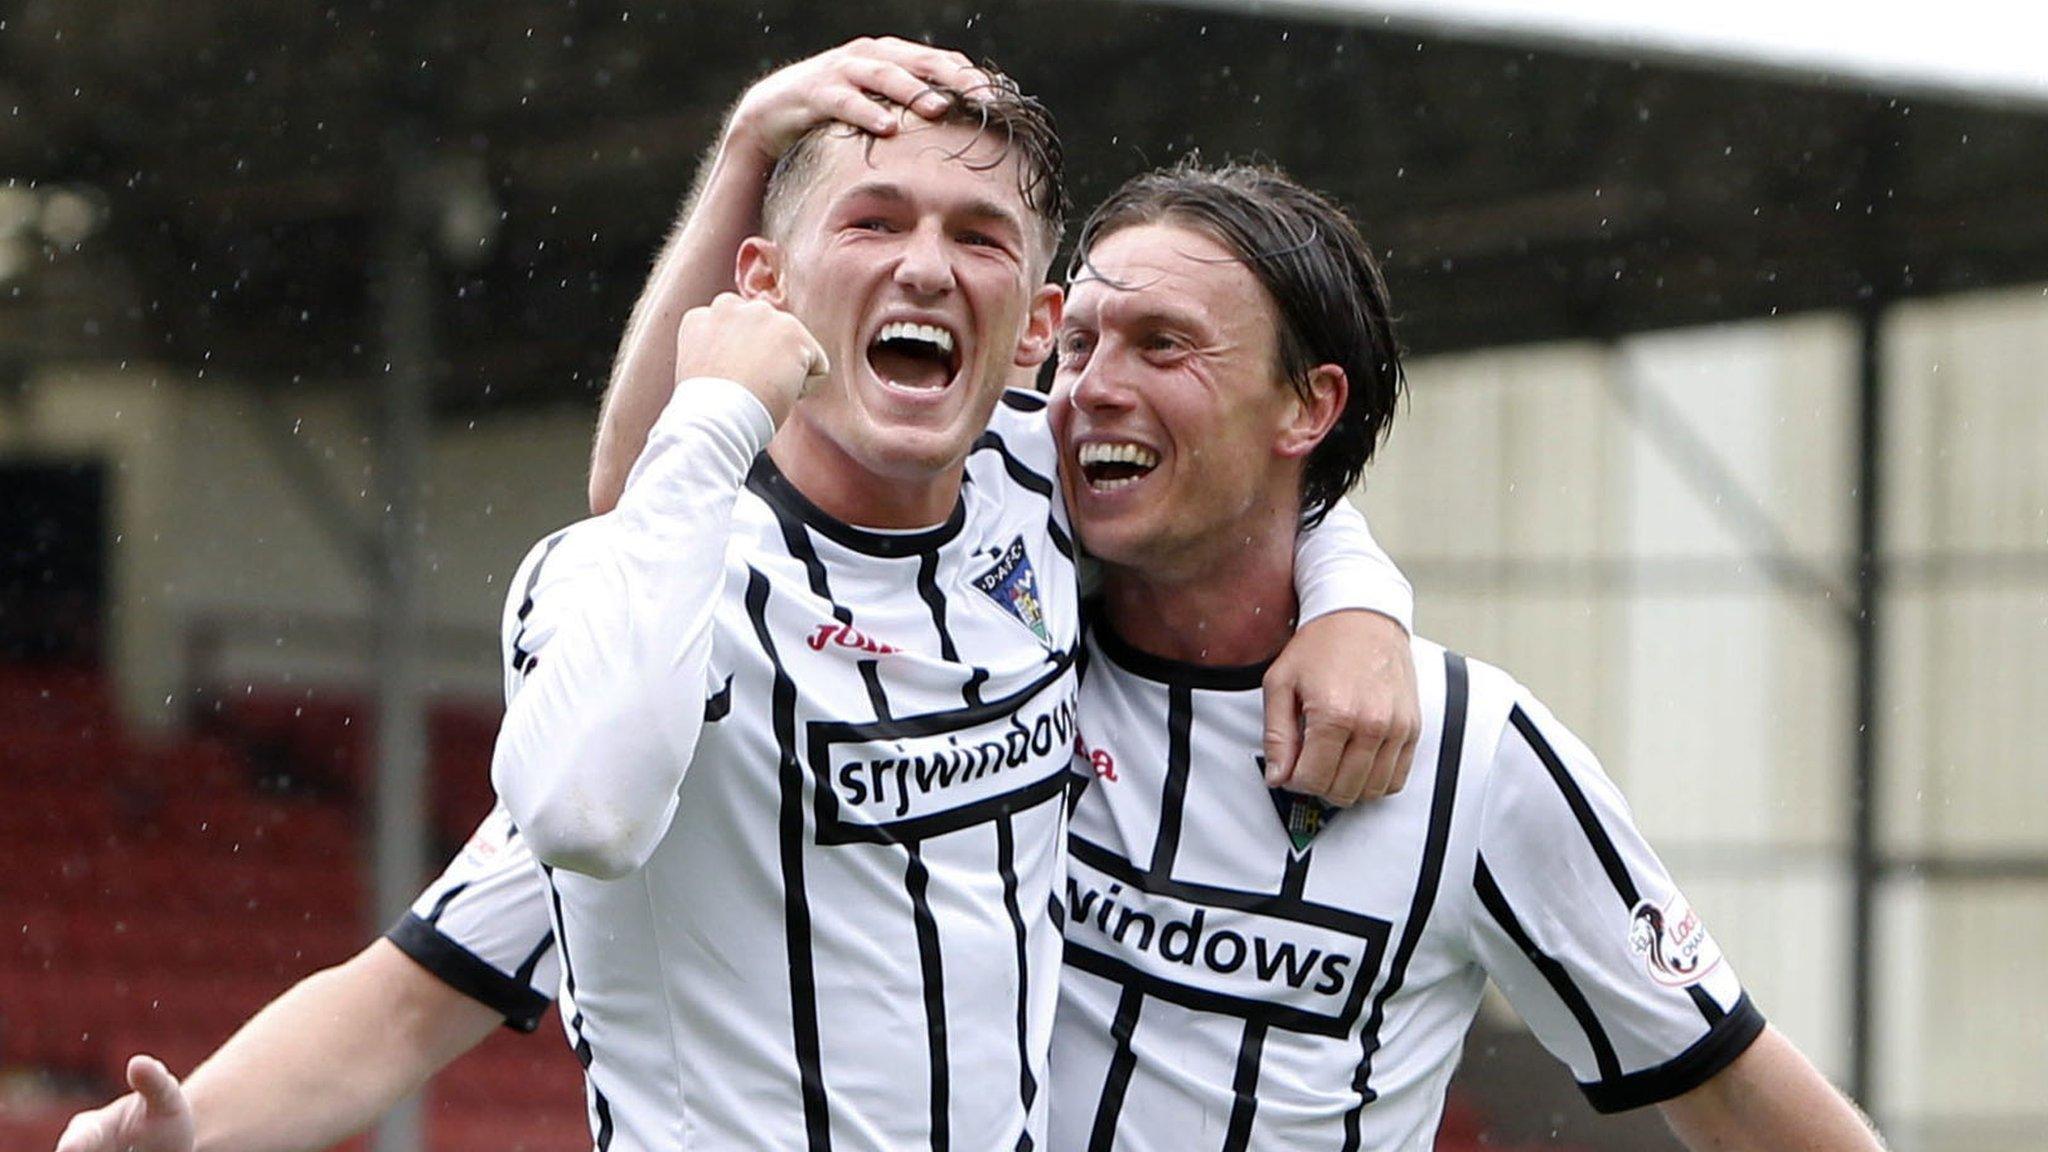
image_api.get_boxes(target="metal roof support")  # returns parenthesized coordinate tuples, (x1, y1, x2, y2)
(369, 120, 435, 1152)
(1847, 295, 1886, 1115)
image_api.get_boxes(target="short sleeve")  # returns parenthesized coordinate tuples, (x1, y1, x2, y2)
(1466, 691, 1764, 1112)
(386, 805, 560, 1032)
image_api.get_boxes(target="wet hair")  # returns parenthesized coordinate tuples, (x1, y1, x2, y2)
(759, 60, 1067, 271)
(1068, 158, 1404, 527)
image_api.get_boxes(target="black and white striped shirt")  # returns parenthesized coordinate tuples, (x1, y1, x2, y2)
(1051, 623, 1764, 1152)
(488, 380, 1083, 1151)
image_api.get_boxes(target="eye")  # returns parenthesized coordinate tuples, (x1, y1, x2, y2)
(958, 230, 1000, 248)
(1056, 330, 1094, 358)
(1141, 332, 1186, 357)
(850, 217, 896, 233)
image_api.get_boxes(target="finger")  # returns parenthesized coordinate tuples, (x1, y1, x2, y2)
(1261, 677, 1301, 785)
(1327, 733, 1376, 807)
(1287, 721, 1348, 799)
(1388, 729, 1419, 793)
(128, 1054, 183, 1110)
(839, 59, 953, 119)
(801, 341, 831, 393)
(860, 38, 986, 92)
(1362, 730, 1404, 800)
(820, 85, 902, 136)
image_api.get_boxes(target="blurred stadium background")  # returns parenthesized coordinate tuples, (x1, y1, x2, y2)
(0, 1, 2042, 1149)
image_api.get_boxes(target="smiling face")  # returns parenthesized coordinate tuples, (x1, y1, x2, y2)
(738, 118, 1061, 528)
(1050, 221, 1335, 580)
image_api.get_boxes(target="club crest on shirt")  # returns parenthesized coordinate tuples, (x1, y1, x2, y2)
(1259, 758, 1341, 855)
(972, 535, 1050, 644)
(1627, 893, 1725, 988)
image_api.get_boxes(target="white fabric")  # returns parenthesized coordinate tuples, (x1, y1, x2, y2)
(1051, 629, 1760, 1152)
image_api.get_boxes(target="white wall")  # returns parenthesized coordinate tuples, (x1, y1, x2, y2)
(1358, 294, 2048, 1150)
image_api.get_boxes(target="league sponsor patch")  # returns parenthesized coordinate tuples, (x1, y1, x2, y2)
(1627, 893, 1725, 988)
(972, 536, 1051, 644)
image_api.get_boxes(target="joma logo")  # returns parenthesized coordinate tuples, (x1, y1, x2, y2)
(806, 622, 899, 655)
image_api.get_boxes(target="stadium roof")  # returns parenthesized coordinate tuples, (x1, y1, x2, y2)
(4, 0, 2047, 412)
(1152, 0, 2048, 109)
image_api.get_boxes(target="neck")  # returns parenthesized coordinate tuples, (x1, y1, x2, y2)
(767, 422, 961, 531)
(1098, 521, 1300, 667)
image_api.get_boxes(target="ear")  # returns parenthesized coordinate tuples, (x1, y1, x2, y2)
(1274, 364, 1347, 460)
(735, 237, 787, 306)
(1012, 283, 1065, 369)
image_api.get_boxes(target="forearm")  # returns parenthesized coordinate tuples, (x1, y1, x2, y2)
(1659, 1027, 1885, 1152)
(589, 129, 776, 514)
(497, 381, 769, 876)
(1292, 497, 1412, 631)
(184, 942, 498, 1152)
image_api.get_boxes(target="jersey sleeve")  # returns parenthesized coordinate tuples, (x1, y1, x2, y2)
(1292, 498, 1413, 632)
(384, 805, 559, 1033)
(1465, 689, 1765, 1112)
(490, 377, 771, 878)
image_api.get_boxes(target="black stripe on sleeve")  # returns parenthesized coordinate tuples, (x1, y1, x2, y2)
(541, 866, 614, 1150)
(747, 568, 834, 1152)
(1509, 704, 1735, 1030)
(1086, 986, 1146, 1152)
(514, 930, 556, 987)
(1220, 1021, 1268, 1152)
(1144, 686, 1194, 882)
(997, 812, 1039, 1149)
(1503, 701, 1768, 1100)
(386, 913, 550, 1033)
(1582, 993, 1767, 1114)
(705, 675, 734, 723)
(507, 530, 571, 676)
(1343, 650, 1469, 1147)
(422, 882, 471, 925)
(1473, 856, 1621, 1082)
(1508, 705, 1639, 905)
(906, 843, 952, 1152)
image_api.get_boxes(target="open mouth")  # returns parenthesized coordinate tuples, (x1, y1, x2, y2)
(1077, 441, 1160, 492)
(867, 321, 961, 393)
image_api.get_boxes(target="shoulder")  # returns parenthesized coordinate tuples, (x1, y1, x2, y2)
(974, 388, 1059, 475)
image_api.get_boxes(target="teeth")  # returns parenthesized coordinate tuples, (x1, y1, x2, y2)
(875, 321, 955, 354)
(1077, 441, 1160, 469)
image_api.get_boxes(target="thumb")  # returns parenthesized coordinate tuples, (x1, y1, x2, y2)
(800, 333, 831, 391)
(1261, 677, 1299, 786)
(128, 1055, 184, 1112)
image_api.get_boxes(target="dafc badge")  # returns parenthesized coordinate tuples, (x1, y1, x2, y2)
(1628, 893, 1725, 988)
(1258, 757, 1340, 855)
(972, 535, 1050, 644)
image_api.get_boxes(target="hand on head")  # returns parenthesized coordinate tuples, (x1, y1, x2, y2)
(726, 37, 993, 165)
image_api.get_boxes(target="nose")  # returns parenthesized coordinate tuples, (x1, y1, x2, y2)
(1065, 346, 1136, 415)
(893, 222, 956, 298)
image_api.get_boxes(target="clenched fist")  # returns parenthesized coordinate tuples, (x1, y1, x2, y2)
(675, 293, 830, 427)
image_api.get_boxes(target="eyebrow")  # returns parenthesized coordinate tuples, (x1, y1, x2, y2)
(1065, 296, 1211, 336)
